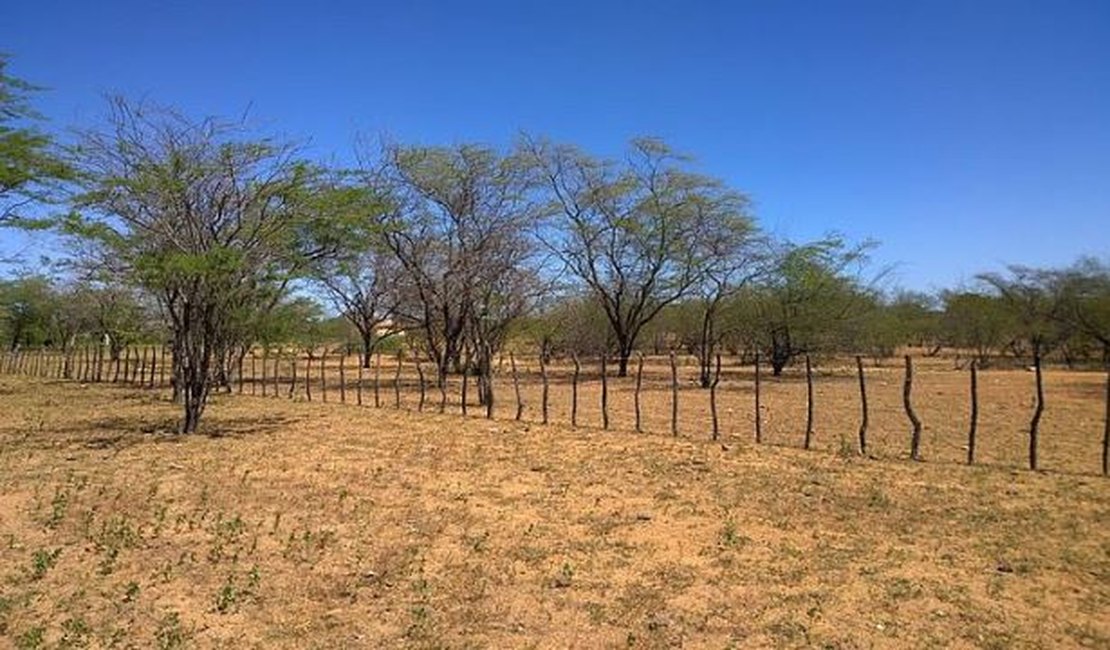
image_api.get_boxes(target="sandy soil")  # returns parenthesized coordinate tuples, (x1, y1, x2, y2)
(0, 367, 1107, 648)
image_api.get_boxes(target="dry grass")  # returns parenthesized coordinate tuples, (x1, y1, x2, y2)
(0, 370, 1107, 648)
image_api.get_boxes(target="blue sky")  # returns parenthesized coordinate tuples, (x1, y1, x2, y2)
(4, 0, 1108, 291)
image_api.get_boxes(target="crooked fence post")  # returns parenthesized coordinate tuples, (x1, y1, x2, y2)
(600, 355, 609, 430)
(271, 352, 279, 397)
(438, 367, 447, 414)
(904, 355, 923, 461)
(968, 360, 978, 465)
(1029, 349, 1044, 471)
(634, 353, 644, 433)
(539, 352, 549, 425)
(395, 351, 403, 409)
(261, 348, 269, 397)
(461, 359, 469, 416)
(670, 352, 679, 437)
(320, 350, 328, 403)
(305, 354, 313, 402)
(710, 354, 722, 441)
(571, 353, 580, 427)
(356, 357, 363, 406)
(1103, 360, 1109, 476)
(339, 352, 347, 404)
(416, 360, 426, 411)
(511, 352, 524, 421)
(804, 355, 815, 449)
(856, 355, 869, 456)
(754, 352, 762, 443)
(374, 352, 381, 408)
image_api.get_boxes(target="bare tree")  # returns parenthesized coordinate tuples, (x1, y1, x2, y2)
(373, 142, 542, 404)
(690, 214, 766, 387)
(308, 184, 402, 367)
(524, 136, 743, 376)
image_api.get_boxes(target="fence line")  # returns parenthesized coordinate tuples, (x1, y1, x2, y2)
(1, 345, 1108, 477)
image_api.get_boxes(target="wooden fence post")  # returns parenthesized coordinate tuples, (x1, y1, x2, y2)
(438, 367, 447, 414)
(237, 352, 244, 394)
(320, 350, 328, 403)
(356, 358, 363, 406)
(261, 348, 268, 397)
(148, 347, 156, 387)
(1029, 350, 1044, 471)
(570, 353, 580, 427)
(305, 354, 313, 402)
(1102, 362, 1108, 476)
(710, 354, 721, 441)
(804, 355, 814, 450)
(160, 346, 167, 388)
(968, 360, 978, 465)
(904, 355, 923, 461)
(339, 352, 347, 404)
(511, 352, 524, 421)
(374, 352, 382, 408)
(485, 363, 495, 421)
(96, 346, 104, 382)
(600, 355, 609, 430)
(250, 353, 257, 396)
(754, 352, 762, 443)
(634, 353, 644, 433)
(856, 356, 869, 455)
(416, 360, 426, 412)
(289, 355, 297, 399)
(394, 351, 402, 409)
(272, 353, 280, 397)
(539, 353, 549, 425)
(670, 351, 679, 437)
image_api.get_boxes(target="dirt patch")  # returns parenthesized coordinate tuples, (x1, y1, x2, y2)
(0, 375, 1106, 648)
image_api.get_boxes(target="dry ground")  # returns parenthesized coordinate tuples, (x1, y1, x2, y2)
(0, 373, 1107, 648)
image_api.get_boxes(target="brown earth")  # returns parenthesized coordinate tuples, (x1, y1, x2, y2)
(0, 362, 1107, 648)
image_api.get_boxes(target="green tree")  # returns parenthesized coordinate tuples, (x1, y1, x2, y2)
(0, 275, 57, 350)
(753, 236, 876, 375)
(0, 56, 72, 225)
(65, 98, 335, 433)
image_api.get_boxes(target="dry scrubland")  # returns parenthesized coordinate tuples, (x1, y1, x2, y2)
(0, 363, 1107, 648)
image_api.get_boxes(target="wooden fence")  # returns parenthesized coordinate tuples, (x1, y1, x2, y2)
(2, 345, 1108, 477)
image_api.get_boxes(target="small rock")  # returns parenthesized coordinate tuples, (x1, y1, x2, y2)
(635, 512, 653, 521)
(996, 560, 1014, 573)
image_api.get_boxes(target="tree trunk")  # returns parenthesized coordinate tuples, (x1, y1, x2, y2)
(616, 341, 633, 378)
(361, 330, 374, 368)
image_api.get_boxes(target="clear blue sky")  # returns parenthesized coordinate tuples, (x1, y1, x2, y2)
(5, 0, 1108, 291)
